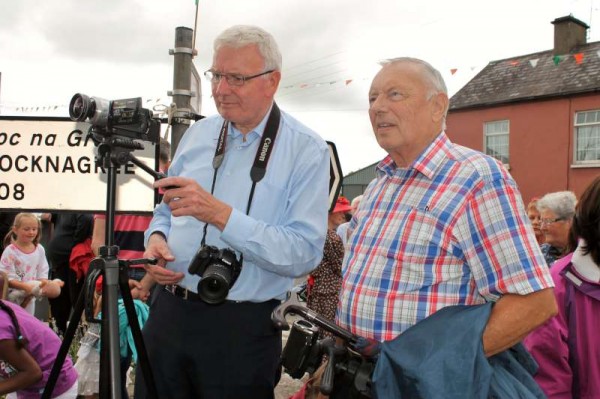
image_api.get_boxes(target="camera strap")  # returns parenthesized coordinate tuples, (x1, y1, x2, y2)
(200, 103, 281, 250)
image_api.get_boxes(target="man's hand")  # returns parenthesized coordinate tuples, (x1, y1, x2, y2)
(155, 176, 232, 231)
(129, 279, 150, 301)
(143, 232, 184, 285)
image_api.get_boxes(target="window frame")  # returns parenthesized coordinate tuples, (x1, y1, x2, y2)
(573, 109, 600, 166)
(483, 119, 510, 166)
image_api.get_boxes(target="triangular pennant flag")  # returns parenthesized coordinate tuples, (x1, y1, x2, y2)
(450, 68, 458, 75)
(300, 83, 308, 88)
(529, 59, 539, 68)
(574, 53, 584, 64)
(345, 79, 353, 85)
(553, 55, 564, 65)
(597, 50, 600, 58)
(509, 61, 519, 66)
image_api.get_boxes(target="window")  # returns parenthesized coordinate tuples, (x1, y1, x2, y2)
(575, 110, 600, 163)
(484, 120, 509, 164)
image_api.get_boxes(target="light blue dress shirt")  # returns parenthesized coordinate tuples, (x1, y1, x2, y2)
(145, 105, 330, 301)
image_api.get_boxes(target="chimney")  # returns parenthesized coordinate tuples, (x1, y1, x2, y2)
(552, 15, 589, 55)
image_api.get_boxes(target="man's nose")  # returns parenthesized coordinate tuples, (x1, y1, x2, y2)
(370, 96, 386, 112)
(214, 77, 232, 94)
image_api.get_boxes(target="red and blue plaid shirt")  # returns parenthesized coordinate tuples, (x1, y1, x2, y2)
(337, 133, 553, 341)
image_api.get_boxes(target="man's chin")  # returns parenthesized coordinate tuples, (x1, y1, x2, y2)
(217, 105, 238, 119)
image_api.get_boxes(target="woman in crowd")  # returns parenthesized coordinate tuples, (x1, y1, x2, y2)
(536, 191, 577, 266)
(525, 176, 600, 398)
(526, 197, 545, 245)
(306, 197, 352, 338)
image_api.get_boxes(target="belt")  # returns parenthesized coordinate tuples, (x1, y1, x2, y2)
(164, 284, 203, 301)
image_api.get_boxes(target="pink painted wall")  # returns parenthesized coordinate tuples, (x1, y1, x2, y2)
(446, 93, 600, 203)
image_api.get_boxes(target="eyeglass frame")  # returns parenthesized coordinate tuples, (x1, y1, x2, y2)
(204, 69, 275, 86)
(540, 217, 565, 226)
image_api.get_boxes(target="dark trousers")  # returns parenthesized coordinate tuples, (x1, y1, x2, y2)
(48, 266, 83, 334)
(134, 289, 282, 399)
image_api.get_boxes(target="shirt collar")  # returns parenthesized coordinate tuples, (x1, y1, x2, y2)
(376, 131, 453, 180)
(572, 239, 600, 283)
(228, 103, 274, 141)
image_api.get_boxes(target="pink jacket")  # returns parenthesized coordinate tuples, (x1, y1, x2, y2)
(524, 252, 600, 399)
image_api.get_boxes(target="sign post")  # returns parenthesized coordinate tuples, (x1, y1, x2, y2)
(327, 141, 343, 212)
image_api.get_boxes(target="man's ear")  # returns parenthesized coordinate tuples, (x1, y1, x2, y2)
(431, 92, 449, 124)
(267, 70, 282, 96)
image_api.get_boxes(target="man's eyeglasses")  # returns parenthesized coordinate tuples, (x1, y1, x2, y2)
(540, 217, 565, 226)
(204, 70, 274, 86)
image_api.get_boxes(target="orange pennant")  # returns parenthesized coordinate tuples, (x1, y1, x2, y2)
(450, 68, 458, 75)
(574, 53, 584, 64)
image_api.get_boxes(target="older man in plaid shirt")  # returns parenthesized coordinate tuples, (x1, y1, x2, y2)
(337, 57, 557, 360)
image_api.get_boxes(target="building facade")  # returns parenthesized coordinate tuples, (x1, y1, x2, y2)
(446, 15, 600, 202)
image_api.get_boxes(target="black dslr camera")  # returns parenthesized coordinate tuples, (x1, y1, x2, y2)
(69, 93, 160, 144)
(188, 245, 241, 305)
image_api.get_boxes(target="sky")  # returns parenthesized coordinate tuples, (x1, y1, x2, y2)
(1, 0, 599, 174)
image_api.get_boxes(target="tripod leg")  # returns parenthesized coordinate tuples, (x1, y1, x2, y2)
(119, 277, 158, 399)
(100, 260, 123, 399)
(41, 279, 85, 399)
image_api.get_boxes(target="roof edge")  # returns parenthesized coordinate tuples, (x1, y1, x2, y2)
(449, 88, 600, 112)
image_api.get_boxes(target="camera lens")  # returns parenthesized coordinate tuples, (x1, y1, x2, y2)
(69, 93, 93, 121)
(198, 264, 232, 304)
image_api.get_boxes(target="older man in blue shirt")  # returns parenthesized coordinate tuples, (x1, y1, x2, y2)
(133, 25, 329, 399)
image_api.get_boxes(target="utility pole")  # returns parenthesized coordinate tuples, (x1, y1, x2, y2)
(168, 27, 196, 155)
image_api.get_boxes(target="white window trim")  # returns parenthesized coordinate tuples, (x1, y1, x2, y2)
(483, 119, 510, 166)
(573, 110, 600, 166)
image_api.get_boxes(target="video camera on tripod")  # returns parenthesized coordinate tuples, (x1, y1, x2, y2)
(69, 93, 160, 144)
(272, 302, 379, 398)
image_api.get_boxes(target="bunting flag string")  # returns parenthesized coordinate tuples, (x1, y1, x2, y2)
(3, 49, 600, 114)
(2, 97, 172, 116)
(279, 49, 600, 91)
(511, 52, 593, 68)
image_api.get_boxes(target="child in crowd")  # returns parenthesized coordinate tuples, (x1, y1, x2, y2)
(0, 299, 78, 398)
(73, 279, 103, 399)
(0, 213, 63, 314)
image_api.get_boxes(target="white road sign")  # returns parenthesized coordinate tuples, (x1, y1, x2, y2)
(0, 117, 158, 213)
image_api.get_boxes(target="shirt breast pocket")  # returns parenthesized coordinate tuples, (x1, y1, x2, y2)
(251, 180, 288, 224)
(398, 207, 440, 261)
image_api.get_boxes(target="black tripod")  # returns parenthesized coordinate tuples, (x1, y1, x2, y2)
(43, 137, 159, 399)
